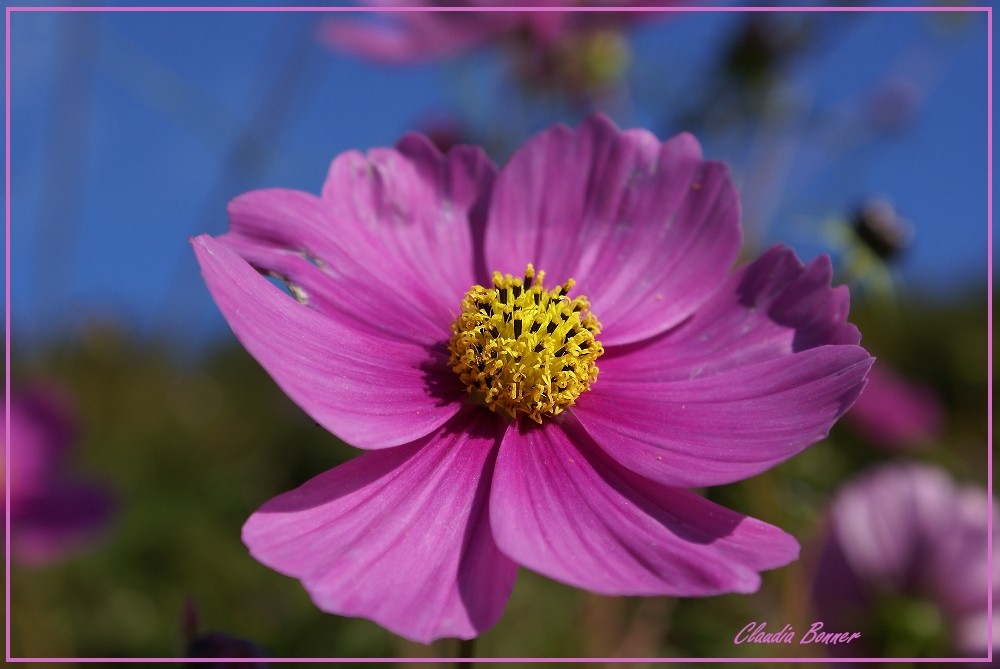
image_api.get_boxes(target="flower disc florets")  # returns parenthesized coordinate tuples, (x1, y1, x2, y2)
(448, 264, 604, 423)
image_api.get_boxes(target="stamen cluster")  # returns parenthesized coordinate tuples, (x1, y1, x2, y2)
(448, 264, 604, 423)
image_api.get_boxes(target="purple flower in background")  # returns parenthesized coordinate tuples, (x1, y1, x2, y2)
(4, 385, 114, 565)
(193, 114, 871, 643)
(845, 363, 944, 450)
(813, 463, 997, 657)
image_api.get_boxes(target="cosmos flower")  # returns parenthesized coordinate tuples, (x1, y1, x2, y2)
(844, 362, 944, 450)
(320, 2, 658, 96)
(4, 384, 114, 565)
(813, 463, 996, 657)
(192, 114, 872, 644)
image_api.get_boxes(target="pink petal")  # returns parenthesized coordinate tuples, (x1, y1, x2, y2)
(485, 114, 741, 346)
(12, 482, 115, 565)
(597, 247, 861, 382)
(242, 409, 517, 644)
(320, 133, 497, 322)
(566, 247, 871, 487)
(845, 362, 944, 449)
(223, 135, 496, 344)
(319, 12, 518, 63)
(829, 464, 955, 591)
(192, 234, 463, 450)
(6, 385, 78, 502)
(573, 346, 873, 488)
(489, 419, 799, 596)
(220, 195, 447, 346)
(926, 485, 996, 619)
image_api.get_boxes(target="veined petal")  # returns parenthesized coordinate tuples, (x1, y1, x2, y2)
(485, 114, 741, 346)
(192, 234, 463, 449)
(219, 219, 447, 346)
(223, 135, 496, 343)
(598, 247, 861, 381)
(321, 135, 496, 319)
(573, 346, 873, 488)
(489, 419, 798, 597)
(571, 247, 871, 488)
(242, 409, 517, 644)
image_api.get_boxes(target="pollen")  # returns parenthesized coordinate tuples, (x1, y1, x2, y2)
(448, 264, 604, 423)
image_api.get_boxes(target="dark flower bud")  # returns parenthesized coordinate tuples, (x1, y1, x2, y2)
(185, 632, 270, 668)
(182, 599, 269, 668)
(725, 16, 810, 86)
(852, 198, 913, 262)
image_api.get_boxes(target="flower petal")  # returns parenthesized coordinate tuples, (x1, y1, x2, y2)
(192, 234, 463, 449)
(242, 408, 517, 644)
(844, 363, 944, 449)
(219, 208, 447, 346)
(569, 247, 871, 487)
(573, 346, 872, 488)
(597, 247, 861, 382)
(12, 482, 115, 565)
(320, 12, 519, 63)
(222, 135, 496, 344)
(489, 418, 798, 597)
(925, 485, 996, 621)
(321, 134, 497, 316)
(485, 114, 741, 345)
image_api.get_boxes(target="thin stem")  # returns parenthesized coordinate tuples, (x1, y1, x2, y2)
(457, 637, 476, 669)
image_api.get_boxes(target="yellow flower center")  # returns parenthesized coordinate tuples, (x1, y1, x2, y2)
(448, 264, 604, 423)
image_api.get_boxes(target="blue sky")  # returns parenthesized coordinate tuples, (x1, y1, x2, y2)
(7, 8, 991, 352)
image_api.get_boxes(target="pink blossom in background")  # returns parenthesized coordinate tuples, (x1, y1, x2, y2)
(845, 362, 944, 450)
(813, 463, 997, 657)
(320, 2, 665, 95)
(193, 114, 872, 643)
(5, 385, 114, 565)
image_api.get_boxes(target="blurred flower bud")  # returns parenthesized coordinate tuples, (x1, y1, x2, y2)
(852, 197, 913, 262)
(724, 16, 810, 88)
(561, 29, 631, 95)
(186, 634, 270, 668)
(182, 599, 270, 668)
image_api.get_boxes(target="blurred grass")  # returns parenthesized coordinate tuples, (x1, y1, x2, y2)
(8, 285, 989, 660)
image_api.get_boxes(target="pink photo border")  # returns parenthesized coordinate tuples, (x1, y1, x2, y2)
(4, 3, 993, 664)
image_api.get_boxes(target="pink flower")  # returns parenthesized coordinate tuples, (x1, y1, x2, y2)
(192, 114, 872, 644)
(813, 463, 996, 657)
(320, 3, 661, 96)
(5, 385, 114, 565)
(845, 363, 944, 450)
(321, 2, 641, 63)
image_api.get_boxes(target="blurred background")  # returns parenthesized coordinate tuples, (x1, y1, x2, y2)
(6, 3, 992, 662)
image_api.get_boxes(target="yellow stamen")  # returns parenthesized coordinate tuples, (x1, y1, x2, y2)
(448, 264, 604, 423)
